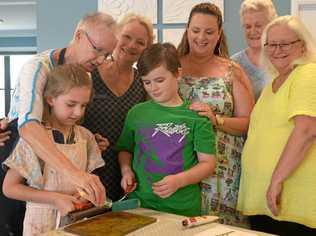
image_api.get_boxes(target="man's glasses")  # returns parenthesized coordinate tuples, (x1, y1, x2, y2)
(264, 39, 301, 53)
(83, 31, 114, 61)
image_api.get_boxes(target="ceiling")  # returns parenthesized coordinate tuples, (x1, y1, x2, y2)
(0, 0, 36, 36)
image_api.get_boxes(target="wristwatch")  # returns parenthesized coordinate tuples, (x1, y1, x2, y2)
(215, 114, 225, 126)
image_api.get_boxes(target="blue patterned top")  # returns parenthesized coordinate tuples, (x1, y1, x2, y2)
(231, 49, 270, 101)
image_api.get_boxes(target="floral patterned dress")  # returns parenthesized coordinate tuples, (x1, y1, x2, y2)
(179, 64, 248, 227)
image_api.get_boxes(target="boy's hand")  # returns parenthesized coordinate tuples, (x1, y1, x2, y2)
(152, 175, 181, 198)
(53, 193, 81, 216)
(121, 169, 137, 193)
(94, 133, 110, 152)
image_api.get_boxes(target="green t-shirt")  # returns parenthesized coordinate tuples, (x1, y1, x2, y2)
(116, 100, 215, 216)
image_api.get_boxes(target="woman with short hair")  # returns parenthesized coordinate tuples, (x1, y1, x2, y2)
(232, 0, 277, 101)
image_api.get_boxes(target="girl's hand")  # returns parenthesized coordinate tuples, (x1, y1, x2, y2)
(121, 169, 137, 193)
(53, 193, 81, 216)
(73, 191, 90, 204)
(189, 102, 217, 126)
(94, 133, 110, 152)
(152, 175, 181, 198)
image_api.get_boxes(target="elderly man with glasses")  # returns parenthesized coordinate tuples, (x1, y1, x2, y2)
(0, 12, 117, 236)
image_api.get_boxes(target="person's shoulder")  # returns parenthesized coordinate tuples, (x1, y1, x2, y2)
(228, 58, 247, 80)
(187, 111, 211, 126)
(216, 57, 244, 78)
(231, 50, 245, 61)
(292, 62, 316, 78)
(181, 101, 209, 121)
(288, 63, 316, 88)
(298, 62, 316, 71)
(216, 56, 236, 68)
(132, 100, 151, 108)
(75, 125, 95, 140)
(22, 49, 55, 71)
(127, 100, 152, 115)
(30, 49, 54, 63)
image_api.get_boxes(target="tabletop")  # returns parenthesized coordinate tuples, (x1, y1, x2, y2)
(43, 208, 276, 236)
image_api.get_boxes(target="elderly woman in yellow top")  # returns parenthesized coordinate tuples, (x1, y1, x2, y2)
(237, 15, 316, 235)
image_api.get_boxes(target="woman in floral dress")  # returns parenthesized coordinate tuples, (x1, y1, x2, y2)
(177, 2, 254, 226)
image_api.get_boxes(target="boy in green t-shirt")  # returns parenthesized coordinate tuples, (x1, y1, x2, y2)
(116, 43, 216, 216)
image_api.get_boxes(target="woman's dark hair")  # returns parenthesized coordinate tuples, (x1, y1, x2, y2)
(177, 2, 229, 58)
(137, 42, 181, 77)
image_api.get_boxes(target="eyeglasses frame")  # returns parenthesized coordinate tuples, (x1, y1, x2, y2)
(83, 30, 114, 61)
(264, 39, 302, 53)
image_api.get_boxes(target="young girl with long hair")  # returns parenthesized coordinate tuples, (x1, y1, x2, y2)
(3, 64, 104, 235)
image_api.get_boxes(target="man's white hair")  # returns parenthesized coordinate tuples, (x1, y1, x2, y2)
(74, 11, 116, 38)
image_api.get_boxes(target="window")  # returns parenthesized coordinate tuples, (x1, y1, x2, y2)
(292, 0, 316, 39)
(0, 53, 35, 118)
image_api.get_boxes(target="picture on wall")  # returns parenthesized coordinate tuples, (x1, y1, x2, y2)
(98, 0, 224, 46)
(99, 0, 157, 23)
(163, 0, 224, 23)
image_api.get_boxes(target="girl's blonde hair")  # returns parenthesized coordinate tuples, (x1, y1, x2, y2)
(118, 13, 154, 47)
(261, 15, 316, 77)
(43, 64, 92, 121)
(240, 0, 277, 23)
(177, 2, 229, 58)
(44, 64, 92, 98)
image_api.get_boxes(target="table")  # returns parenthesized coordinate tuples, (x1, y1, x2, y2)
(44, 208, 276, 236)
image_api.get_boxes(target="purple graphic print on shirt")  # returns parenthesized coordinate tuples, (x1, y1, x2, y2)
(137, 123, 190, 175)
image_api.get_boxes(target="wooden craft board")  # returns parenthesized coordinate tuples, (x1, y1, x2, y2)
(64, 211, 157, 236)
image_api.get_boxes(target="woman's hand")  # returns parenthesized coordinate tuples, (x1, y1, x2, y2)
(121, 168, 137, 193)
(94, 133, 110, 152)
(0, 118, 10, 146)
(266, 116, 316, 217)
(266, 180, 283, 216)
(152, 175, 181, 198)
(189, 102, 217, 126)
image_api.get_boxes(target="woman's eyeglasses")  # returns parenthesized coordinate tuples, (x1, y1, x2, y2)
(264, 39, 301, 53)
